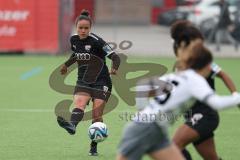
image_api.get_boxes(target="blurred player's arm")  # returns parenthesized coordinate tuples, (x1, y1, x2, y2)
(135, 77, 171, 110)
(135, 78, 151, 110)
(190, 74, 240, 110)
(135, 84, 152, 110)
(217, 71, 240, 109)
(205, 93, 240, 110)
(216, 70, 237, 93)
(211, 62, 237, 93)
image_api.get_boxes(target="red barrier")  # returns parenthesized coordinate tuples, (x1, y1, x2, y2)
(0, 0, 73, 54)
(151, 0, 176, 24)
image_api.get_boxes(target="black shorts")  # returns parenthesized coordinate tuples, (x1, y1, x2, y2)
(74, 76, 112, 101)
(184, 101, 220, 145)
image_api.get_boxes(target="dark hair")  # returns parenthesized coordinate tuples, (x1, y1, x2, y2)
(75, 9, 92, 26)
(171, 20, 192, 40)
(185, 42, 213, 70)
(171, 20, 204, 55)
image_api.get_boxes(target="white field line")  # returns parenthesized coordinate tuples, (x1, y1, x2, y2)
(0, 109, 54, 113)
(0, 108, 239, 115)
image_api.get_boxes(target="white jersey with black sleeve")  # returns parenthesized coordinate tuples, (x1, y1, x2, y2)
(134, 69, 240, 126)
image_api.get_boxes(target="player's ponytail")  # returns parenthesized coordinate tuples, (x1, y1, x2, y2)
(75, 9, 92, 26)
(177, 40, 212, 70)
(187, 42, 213, 70)
(80, 9, 90, 17)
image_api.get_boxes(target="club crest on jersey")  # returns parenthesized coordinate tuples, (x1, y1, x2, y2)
(85, 45, 91, 51)
(103, 86, 109, 93)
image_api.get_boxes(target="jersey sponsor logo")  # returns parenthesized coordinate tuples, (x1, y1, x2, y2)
(75, 53, 91, 60)
(85, 45, 91, 51)
(0, 10, 30, 21)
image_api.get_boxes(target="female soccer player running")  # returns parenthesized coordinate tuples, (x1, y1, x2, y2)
(116, 40, 240, 160)
(57, 9, 120, 156)
(171, 20, 238, 160)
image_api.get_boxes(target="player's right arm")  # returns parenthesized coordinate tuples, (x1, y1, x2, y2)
(60, 53, 76, 75)
(60, 36, 78, 75)
(189, 72, 240, 110)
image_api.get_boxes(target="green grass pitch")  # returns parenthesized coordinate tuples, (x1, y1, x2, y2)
(0, 55, 239, 160)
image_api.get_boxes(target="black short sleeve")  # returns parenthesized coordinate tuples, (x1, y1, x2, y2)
(70, 35, 78, 52)
(96, 36, 114, 57)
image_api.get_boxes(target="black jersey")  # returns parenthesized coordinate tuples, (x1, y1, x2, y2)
(66, 33, 114, 83)
(206, 63, 221, 90)
(207, 70, 215, 90)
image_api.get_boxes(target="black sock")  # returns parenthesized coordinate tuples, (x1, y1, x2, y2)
(182, 149, 192, 160)
(91, 141, 97, 147)
(70, 108, 84, 127)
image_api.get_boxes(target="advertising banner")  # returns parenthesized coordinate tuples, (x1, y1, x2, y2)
(0, 0, 60, 54)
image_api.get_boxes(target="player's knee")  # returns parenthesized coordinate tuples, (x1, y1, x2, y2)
(172, 136, 186, 149)
(74, 102, 86, 110)
(74, 100, 88, 109)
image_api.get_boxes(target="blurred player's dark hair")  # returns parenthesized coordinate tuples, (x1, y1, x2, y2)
(171, 20, 204, 55)
(75, 9, 92, 26)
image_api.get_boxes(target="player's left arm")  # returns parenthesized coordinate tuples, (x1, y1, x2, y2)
(212, 62, 237, 93)
(97, 37, 121, 75)
(189, 73, 240, 110)
(217, 70, 240, 109)
(216, 70, 237, 93)
(107, 52, 120, 75)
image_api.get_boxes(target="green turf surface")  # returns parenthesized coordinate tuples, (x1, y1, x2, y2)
(0, 55, 239, 160)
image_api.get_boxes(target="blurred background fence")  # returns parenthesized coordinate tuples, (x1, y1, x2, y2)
(0, 0, 240, 57)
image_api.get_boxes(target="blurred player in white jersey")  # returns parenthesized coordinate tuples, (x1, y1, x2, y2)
(116, 40, 240, 160)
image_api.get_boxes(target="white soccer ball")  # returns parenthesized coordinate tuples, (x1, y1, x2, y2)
(88, 122, 108, 143)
